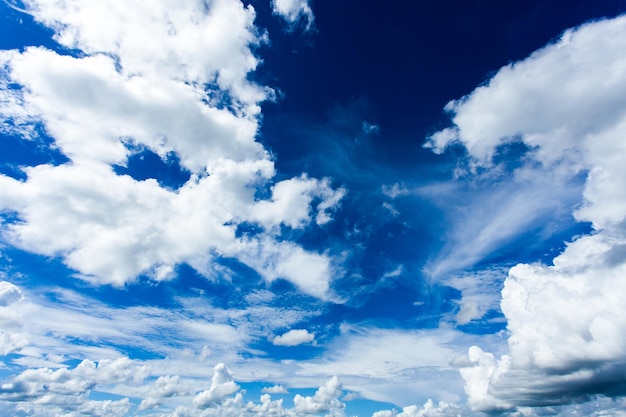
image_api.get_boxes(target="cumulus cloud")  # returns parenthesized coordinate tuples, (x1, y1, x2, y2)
(272, 329, 315, 346)
(429, 15, 626, 412)
(271, 0, 314, 30)
(0, 357, 149, 414)
(262, 384, 289, 394)
(0, 280, 22, 306)
(293, 376, 345, 415)
(250, 175, 346, 230)
(0, 0, 344, 299)
(193, 363, 240, 409)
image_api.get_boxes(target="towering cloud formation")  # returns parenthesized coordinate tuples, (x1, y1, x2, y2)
(429, 15, 626, 412)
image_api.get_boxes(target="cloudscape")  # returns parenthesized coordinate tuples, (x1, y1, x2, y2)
(1, 0, 626, 415)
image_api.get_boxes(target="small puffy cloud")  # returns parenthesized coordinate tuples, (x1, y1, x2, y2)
(272, 329, 315, 346)
(293, 376, 345, 415)
(271, 0, 314, 30)
(0, 281, 22, 306)
(262, 384, 289, 394)
(428, 14, 626, 413)
(193, 363, 240, 409)
(250, 175, 345, 230)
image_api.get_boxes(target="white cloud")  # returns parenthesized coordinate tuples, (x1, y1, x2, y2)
(193, 363, 240, 409)
(0, 280, 22, 306)
(262, 384, 289, 394)
(426, 15, 626, 169)
(293, 376, 345, 415)
(371, 399, 463, 417)
(272, 329, 315, 346)
(0, 0, 344, 299)
(271, 0, 314, 30)
(307, 327, 463, 379)
(442, 268, 507, 325)
(250, 175, 346, 230)
(235, 237, 338, 300)
(19, 0, 267, 110)
(429, 15, 626, 412)
(294, 326, 499, 408)
(140, 375, 194, 410)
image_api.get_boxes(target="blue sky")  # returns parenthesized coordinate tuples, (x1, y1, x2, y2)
(1, 0, 626, 416)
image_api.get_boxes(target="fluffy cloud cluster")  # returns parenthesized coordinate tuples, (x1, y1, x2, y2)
(0, 280, 354, 415)
(0, 357, 147, 416)
(0, 0, 344, 299)
(429, 15, 626, 412)
(193, 363, 240, 409)
(293, 376, 345, 415)
(371, 399, 462, 417)
(142, 363, 345, 417)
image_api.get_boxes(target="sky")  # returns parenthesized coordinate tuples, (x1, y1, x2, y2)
(1, 0, 626, 416)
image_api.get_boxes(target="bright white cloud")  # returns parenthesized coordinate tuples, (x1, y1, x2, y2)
(0, 0, 344, 299)
(139, 375, 194, 410)
(271, 0, 314, 29)
(371, 399, 462, 417)
(251, 175, 346, 230)
(429, 15, 626, 412)
(0, 357, 149, 414)
(272, 329, 315, 346)
(262, 384, 289, 394)
(193, 363, 240, 409)
(293, 375, 345, 415)
(0, 280, 22, 306)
